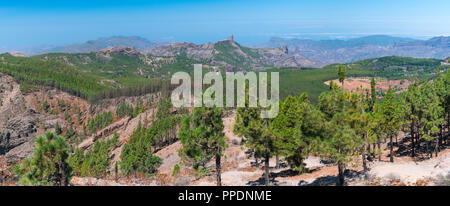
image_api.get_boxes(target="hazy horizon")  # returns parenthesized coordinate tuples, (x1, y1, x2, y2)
(1, 0, 450, 51)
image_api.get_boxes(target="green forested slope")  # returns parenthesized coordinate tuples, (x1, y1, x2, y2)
(1, 52, 446, 104)
(0, 51, 209, 101)
(324, 56, 444, 79)
(275, 56, 447, 103)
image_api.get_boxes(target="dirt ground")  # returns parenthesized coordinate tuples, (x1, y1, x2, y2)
(67, 110, 450, 186)
(156, 112, 449, 186)
(324, 77, 414, 93)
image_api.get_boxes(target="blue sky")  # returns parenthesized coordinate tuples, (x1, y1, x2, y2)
(1, 0, 450, 50)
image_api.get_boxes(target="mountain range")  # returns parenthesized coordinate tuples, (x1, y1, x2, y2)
(148, 35, 307, 71)
(9, 35, 450, 69)
(249, 35, 450, 67)
(1, 34, 449, 186)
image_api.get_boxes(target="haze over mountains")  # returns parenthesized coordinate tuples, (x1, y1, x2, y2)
(21, 36, 166, 56)
(9, 35, 450, 68)
(249, 35, 450, 67)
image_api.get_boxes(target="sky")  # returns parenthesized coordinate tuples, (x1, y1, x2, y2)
(1, 0, 450, 50)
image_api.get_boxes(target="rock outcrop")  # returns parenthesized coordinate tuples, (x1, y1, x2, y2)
(0, 73, 80, 163)
(0, 110, 41, 163)
(149, 37, 306, 71)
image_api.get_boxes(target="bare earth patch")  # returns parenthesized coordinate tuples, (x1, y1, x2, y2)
(324, 78, 414, 93)
(367, 152, 450, 185)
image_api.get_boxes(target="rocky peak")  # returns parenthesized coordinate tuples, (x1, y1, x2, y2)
(281, 45, 288, 54)
(99, 46, 140, 56)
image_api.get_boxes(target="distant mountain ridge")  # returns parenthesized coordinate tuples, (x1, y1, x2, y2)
(25, 36, 165, 55)
(261, 35, 415, 49)
(13, 34, 450, 69)
(23, 35, 307, 71)
(249, 35, 450, 67)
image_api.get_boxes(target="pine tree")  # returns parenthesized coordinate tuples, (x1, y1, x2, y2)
(368, 102, 386, 161)
(41, 99, 49, 113)
(120, 122, 162, 176)
(178, 107, 227, 186)
(319, 112, 362, 186)
(369, 77, 376, 111)
(317, 85, 363, 185)
(234, 104, 276, 186)
(348, 90, 371, 174)
(430, 70, 448, 155)
(55, 122, 62, 135)
(15, 131, 72, 186)
(156, 98, 172, 120)
(65, 124, 76, 139)
(378, 86, 403, 163)
(420, 81, 444, 158)
(337, 65, 347, 91)
(270, 94, 315, 172)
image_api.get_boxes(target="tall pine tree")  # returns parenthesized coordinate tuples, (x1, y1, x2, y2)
(179, 107, 228, 186)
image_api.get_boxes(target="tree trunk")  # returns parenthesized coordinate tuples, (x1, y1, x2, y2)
(362, 134, 368, 174)
(115, 162, 118, 182)
(435, 137, 439, 158)
(337, 162, 345, 186)
(275, 155, 280, 169)
(264, 119, 270, 186)
(417, 132, 421, 155)
(371, 143, 376, 159)
(216, 154, 222, 186)
(390, 134, 394, 163)
(411, 124, 415, 157)
(264, 153, 270, 186)
(59, 162, 67, 186)
(366, 142, 372, 161)
(377, 139, 381, 161)
(447, 111, 450, 135)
